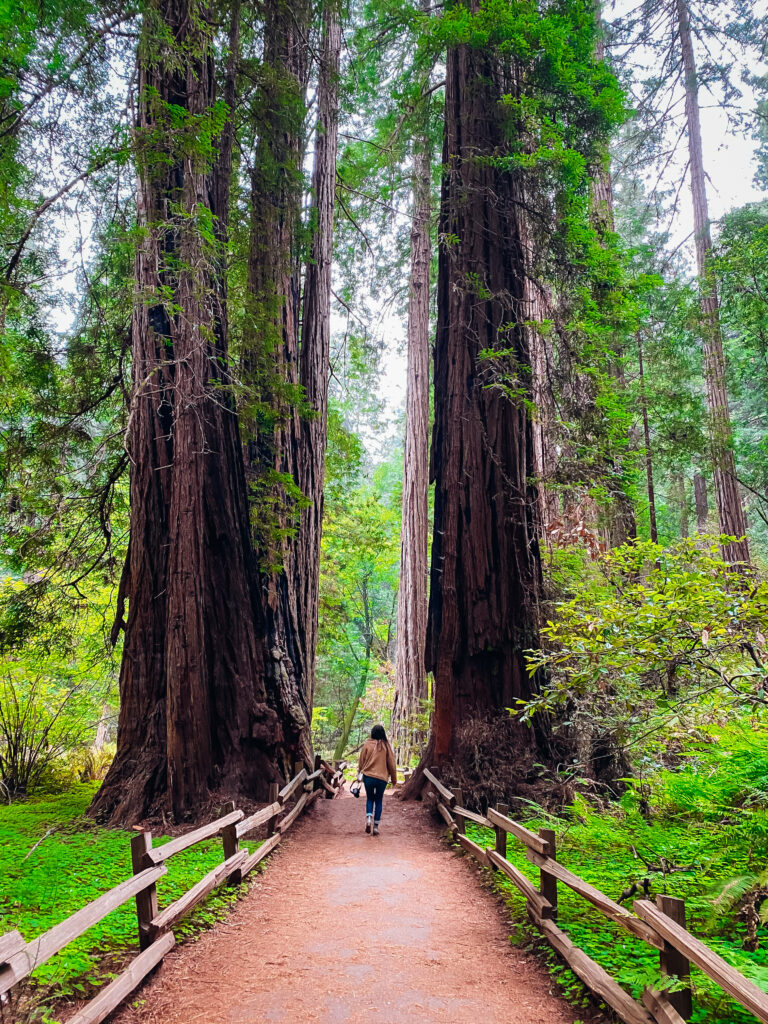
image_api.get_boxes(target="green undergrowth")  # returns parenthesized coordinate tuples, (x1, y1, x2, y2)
(0, 783, 265, 1017)
(464, 722, 768, 1024)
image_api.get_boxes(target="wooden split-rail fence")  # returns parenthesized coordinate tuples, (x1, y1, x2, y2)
(0, 757, 346, 1024)
(421, 767, 768, 1024)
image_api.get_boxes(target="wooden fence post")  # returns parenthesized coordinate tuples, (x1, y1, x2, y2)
(267, 782, 280, 835)
(454, 788, 465, 835)
(130, 832, 158, 951)
(219, 800, 241, 886)
(294, 761, 304, 783)
(539, 828, 557, 921)
(657, 894, 693, 1020)
(494, 803, 508, 857)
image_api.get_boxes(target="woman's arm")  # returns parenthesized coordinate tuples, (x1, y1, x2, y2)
(387, 743, 398, 785)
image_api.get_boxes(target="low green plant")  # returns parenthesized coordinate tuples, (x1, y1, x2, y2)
(0, 784, 265, 1021)
(462, 721, 768, 1023)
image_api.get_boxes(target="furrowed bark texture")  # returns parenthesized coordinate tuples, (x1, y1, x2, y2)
(425, 38, 544, 765)
(244, 0, 313, 772)
(392, 93, 432, 766)
(242, 0, 339, 773)
(93, 0, 281, 823)
(294, 0, 341, 722)
(676, 0, 749, 565)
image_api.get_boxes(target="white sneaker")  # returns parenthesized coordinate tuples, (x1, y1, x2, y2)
(365, 815, 372, 834)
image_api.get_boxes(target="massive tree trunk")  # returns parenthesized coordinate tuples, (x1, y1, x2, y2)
(242, 0, 340, 773)
(676, 0, 749, 565)
(293, 0, 341, 723)
(392, 89, 432, 767)
(92, 0, 282, 823)
(419, 35, 546, 773)
(243, 0, 313, 772)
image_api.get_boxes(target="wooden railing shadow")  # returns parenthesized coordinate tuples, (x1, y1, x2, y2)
(421, 767, 768, 1024)
(0, 758, 347, 1024)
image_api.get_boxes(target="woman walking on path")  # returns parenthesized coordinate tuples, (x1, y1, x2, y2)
(357, 724, 398, 835)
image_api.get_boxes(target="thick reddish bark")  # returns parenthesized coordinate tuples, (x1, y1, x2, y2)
(392, 94, 432, 766)
(294, 0, 341, 718)
(676, 0, 749, 565)
(241, 0, 340, 773)
(424, 38, 545, 766)
(92, 0, 281, 823)
(243, 0, 314, 771)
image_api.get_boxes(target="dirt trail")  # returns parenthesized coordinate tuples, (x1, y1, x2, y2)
(111, 792, 576, 1024)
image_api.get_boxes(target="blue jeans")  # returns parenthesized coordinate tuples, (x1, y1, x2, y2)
(363, 774, 387, 823)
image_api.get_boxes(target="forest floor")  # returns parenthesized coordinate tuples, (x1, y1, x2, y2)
(100, 791, 579, 1024)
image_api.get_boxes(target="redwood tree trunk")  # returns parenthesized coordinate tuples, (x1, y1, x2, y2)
(294, 0, 341, 721)
(676, 0, 749, 565)
(243, 0, 313, 772)
(392, 90, 432, 766)
(423, 37, 545, 767)
(242, 0, 340, 773)
(92, 0, 281, 823)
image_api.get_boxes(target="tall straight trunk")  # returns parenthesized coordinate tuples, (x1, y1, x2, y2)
(589, 0, 637, 548)
(694, 471, 708, 530)
(243, 0, 340, 772)
(676, 0, 749, 565)
(243, 0, 313, 771)
(93, 0, 281, 823)
(294, 0, 341, 719)
(526, 265, 559, 536)
(392, 87, 432, 766)
(672, 472, 689, 538)
(637, 334, 658, 544)
(420, 34, 545, 769)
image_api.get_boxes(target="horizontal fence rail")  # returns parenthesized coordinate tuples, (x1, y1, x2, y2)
(420, 767, 768, 1024)
(0, 757, 347, 1024)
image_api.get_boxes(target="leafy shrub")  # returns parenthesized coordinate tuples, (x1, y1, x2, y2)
(0, 670, 106, 796)
(0, 577, 118, 797)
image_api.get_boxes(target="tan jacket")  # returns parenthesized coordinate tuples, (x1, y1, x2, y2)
(357, 738, 397, 785)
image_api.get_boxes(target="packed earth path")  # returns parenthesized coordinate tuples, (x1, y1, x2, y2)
(107, 790, 579, 1024)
